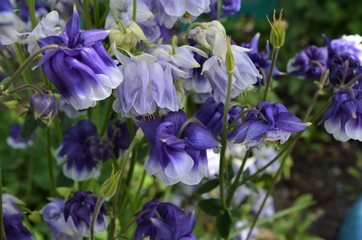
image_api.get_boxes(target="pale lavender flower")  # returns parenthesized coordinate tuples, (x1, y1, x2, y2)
(0, 0, 25, 46)
(330, 34, 362, 63)
(58, 96, 86, 118)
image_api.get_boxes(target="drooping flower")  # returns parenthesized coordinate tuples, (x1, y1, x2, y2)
(241, 33, 281, 84)
(327, 55, 362, 86)
(30, 89, 57, 126)
(138, 110, 218, 185)
(321, 85, 362, 142)
(195, 97, 242, 136)
(6, 123, 35, 149)
(112, 46, 181, 117)
(210, 0, 242, 19)
(41, 199, 82, 240)
(36, 8, 123, 110)
(58, 96, 86, 118)
(64, 191, 108, 237)
(0, 0, 25, 46)
(328, 34, 362, 63)
(57, 119, 112, 181)
(228, 102, 308, 147)
(135, 199, 197, 240)
(2, 193, 24, 215)
(287, 45, 328, 80)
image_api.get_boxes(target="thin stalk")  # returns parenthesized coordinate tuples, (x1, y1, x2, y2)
(90, 196, 105, 240)
(46, 128, 56, 196)
(28, 0, 37, 29)
(83, 0, 92, 29)
(4, 84, 43, 96)
(53, 118, 63, 144)
(132, 0, 137, 21)
(219, 73, 233, 208)
(100, 99, 114, 136)
(134, 169, 147, 208)
(263, 48, 279, 101)
(226, 149, 251, 207)
(3, 45, 60, 91)
(13, 44, 32, 85)
(92, 0, 100, 28)
(217, 0, 222, 20)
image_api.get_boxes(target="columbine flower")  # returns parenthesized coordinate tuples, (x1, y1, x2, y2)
(228, 102, 308, 147)
(58, 96, 86, 118)
(36, 7, 123, 110)
(30, 89, 57, 126)
(241, 33, 281, 84)
(6, 123, 35, 149)
(195, 97, 242, 136)
(41, 199, 82, 240)
(210, 0, 241, 19)
(112, 46, 181, 117)
(327, 55, 362, 86)
(188, 21, 227, 51)
(135, 199, 196, 240)
(328, 34, 362, 63)
(287, 45, 328, 80)
(64, 191, 107, 237)
(138, 110, 218, 185)
(0, 0, 25, 46)
(321, 86, 362, 142)
(107, 120, 135, 158)
(57, 119, 111, 181)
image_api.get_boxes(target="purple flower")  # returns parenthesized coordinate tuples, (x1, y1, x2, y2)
(210, 0, 241, 19)
(3, 213, 33, 240)
(327, 55, 362, 86)
(107, 120, 135, 157)
(36, 8, 123, 110)
(64, 191, 107, 237)
(287, 45, 328, 80)
(59, 96, 86, 118)
(135, 199, 197, 240)
(41, 199, 82, 240)
(30, 89, 57, 126)
(0, 0, 25, 45)
(2, 193, 23, 215)
(328, 34, 362, 63)
(6, 123, 35, 149)
(241, 33, 281, 85)
(228, 102, 308, 147)
(57, 119, 111, 181)
(138, 110, 218, 185)
(195, 97, 242, 136)
(321, 86, 362, 142)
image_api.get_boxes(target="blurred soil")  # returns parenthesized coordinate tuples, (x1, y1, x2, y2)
(274, 140, 362, 240)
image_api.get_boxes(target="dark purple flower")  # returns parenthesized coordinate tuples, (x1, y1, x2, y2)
(64, 191, 107, 237)
(30, 89, 57, 126)
(3, 213, 33, 240)
(57, 119, 111, 181)
(210, 0, 241, 19)
(135, 199, 197, 240)
(107, 120, 136, 158)
(138, 110, 218, 185)
(241, 33, 281, 85)
(6, 123, 35, 149)
(228, 102, 308, 147)
(321, 85, 362, 142)
(287, 45, 328, 80)
(41, 199, 82, 240)
(36, 8, 123, 110)
(195, 97, 242, 136)
(327, 55, 362, 86)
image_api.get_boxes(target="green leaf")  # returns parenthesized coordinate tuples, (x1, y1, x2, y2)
(21, 110, 37, 138)
(198, 198, 222, 216)
(195, 179, 219, 195)
(217, 209, 232, 239)
(245, 181, 259, 193)
(242, 168, 251, 179)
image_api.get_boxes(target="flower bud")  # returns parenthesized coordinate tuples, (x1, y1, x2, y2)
(30, 89, 57, 126)
(268, 9, 286, 49)
(225, 37, 235, 75)
(100, 165, 121, 198)
(109, 21, 147, 51)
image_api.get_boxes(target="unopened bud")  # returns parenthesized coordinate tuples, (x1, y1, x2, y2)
(225, 37, 235, 75)
(268, 9, 286, 49)
(100, 165, 121, 198)
(30, 89, 57, 126)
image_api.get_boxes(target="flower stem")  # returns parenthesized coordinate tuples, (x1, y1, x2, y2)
(132, 0, 137, 21)
(92, 0, 100, 28)
(219, 73, 233, 208)
(4, 84, 43, 96)
(263, 48, 279, 101)
(83, 0, 92, 29)
(217, 0, 222, 20)
(90, 196, 104, 240)
(3, 45, 60, 91)
(46, 128, 56, 196)
(28, 0, 37, 29)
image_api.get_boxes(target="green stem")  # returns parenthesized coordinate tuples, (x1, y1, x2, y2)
(100, 99, 114, 136)
(46, 128, 56, 196)
(92, 0, 100, 28)
(217, 0, 222, 20)
(134, 169, 146, 208)
(3, 45, 60, 91)
(13, 44, 32, 85)
(219, 73, 233, 208)
(90, 197, 104, 240)
(28, 0, 37, 29)
(83, 0, 92, 29)
(132, 0, 137, 21)
(53, 117, 63, 144)
(4, 84, 43, 96)
(263, 48, 279, 101)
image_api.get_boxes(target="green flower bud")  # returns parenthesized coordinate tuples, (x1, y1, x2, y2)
(30, 89, 57, 127)
(268, 9, 286, 49)
(225, 37, 235, 75)
(100, 165, 121, 198)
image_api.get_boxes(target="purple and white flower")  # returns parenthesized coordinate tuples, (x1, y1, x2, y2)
(210, 0, 242, 19)
(36, 8, 123, 110)
(329, 34, 362, 63)
(30, 89, 57, 126)
(7, 123, 35, 149)
(138, 110, 218, 185)
(0, 0, 25, 46)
